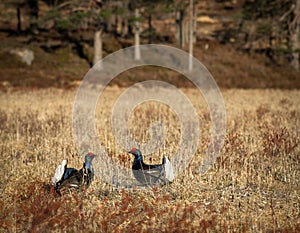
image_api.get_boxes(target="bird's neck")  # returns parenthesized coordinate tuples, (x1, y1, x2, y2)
(134, 155, 144, 165)
(84, 162, 92, 170)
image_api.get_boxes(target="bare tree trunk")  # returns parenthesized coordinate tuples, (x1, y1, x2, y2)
(184, 21, 188, 47)
(93, 29, 102, 68)
(116, 15, 122, 35)
(122, 18, 128, 37)
(134, 8, 141, 61)
(291, 0, 300, 71)
(177, 10, 185, 48)
(194, 3, 197, 43)
(17, 6, 21, 33)
(121, 0, 129, 37)
(188, 0, 194, 71)
(27, 0, 39, 33)
(148, 13, 153, 44)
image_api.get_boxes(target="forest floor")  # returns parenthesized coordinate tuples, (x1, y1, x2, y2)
(0, 31, 299, 90)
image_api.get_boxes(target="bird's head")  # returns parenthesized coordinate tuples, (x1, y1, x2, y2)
(84, 152, 95, 168)
(128, 147, 143, 160)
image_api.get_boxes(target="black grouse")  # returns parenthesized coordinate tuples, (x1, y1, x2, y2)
(51, 152, 96, 195)
(128, 148, 174, 186)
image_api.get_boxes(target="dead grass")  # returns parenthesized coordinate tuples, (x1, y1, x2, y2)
(0, 87, 299, 232)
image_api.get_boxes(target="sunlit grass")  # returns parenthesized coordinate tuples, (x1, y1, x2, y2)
(0, 87, 299, 232)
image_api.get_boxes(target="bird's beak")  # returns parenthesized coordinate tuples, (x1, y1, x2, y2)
(128, 150, 136, 155)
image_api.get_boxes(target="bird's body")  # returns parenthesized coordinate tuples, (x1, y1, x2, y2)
(129, 148, 174, 186)
(51, 152, 95, 195)
(57, 167, 93, 190)
(62, 167, 78, 181)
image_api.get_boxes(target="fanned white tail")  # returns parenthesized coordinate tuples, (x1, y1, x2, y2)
(51, 159, 67, 185)
(164, 157, 174, 182)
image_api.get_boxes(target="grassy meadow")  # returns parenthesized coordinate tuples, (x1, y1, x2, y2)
(0, 86, 299, 232)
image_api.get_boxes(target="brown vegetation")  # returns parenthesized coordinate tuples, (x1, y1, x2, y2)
(0, 88, 299, 232)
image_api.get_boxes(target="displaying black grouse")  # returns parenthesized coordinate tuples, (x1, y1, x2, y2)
(128, 148, 174, 186)
(51, 152, 96, 194)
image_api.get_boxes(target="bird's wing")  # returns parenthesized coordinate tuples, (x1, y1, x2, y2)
(63, 168, 78, 180)
(163, 157, 175, 182)
(57, 170, 81, 190)
(148, 168, 166, 184)
(133, 159, 174, 186)
(51, 159, 67, 184)
(57, 168, 93, 191)
(133, 167, 162, 185)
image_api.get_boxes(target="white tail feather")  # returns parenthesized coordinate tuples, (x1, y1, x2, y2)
(51, 159, 67, 184)
(164, 157, 174, 182)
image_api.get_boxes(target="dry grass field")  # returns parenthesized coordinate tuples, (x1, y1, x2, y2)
(0, 86, 299, 232)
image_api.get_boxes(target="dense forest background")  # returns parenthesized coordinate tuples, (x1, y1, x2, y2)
(0, 0, 299, 89)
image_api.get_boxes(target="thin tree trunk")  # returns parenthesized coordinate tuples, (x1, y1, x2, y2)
(28, 0, 39, 33)
(134, 8, 141, 61)
(93, 29, 103, 68)
(184, 21, 188, 47)
(148, 13, 152, 44)
(291, 0, 300, 71)
(121, 0, 129, 37)
(178, 10, 184, 48)
(17, 6, 21, 33)
(188, 0, 193, 71)
(122, 18, 128, 37)
(194, 3, 197, 43)
(116, 15, 122, 35)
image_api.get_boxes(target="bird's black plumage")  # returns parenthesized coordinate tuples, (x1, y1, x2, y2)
(129, 148, 174, 186)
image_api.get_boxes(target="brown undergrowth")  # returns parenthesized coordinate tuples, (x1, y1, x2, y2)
(0, 88, 299, 232)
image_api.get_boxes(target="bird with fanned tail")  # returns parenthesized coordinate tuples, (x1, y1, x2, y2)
(128, 148, 174, 186)
(51, 152, 96, 195)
